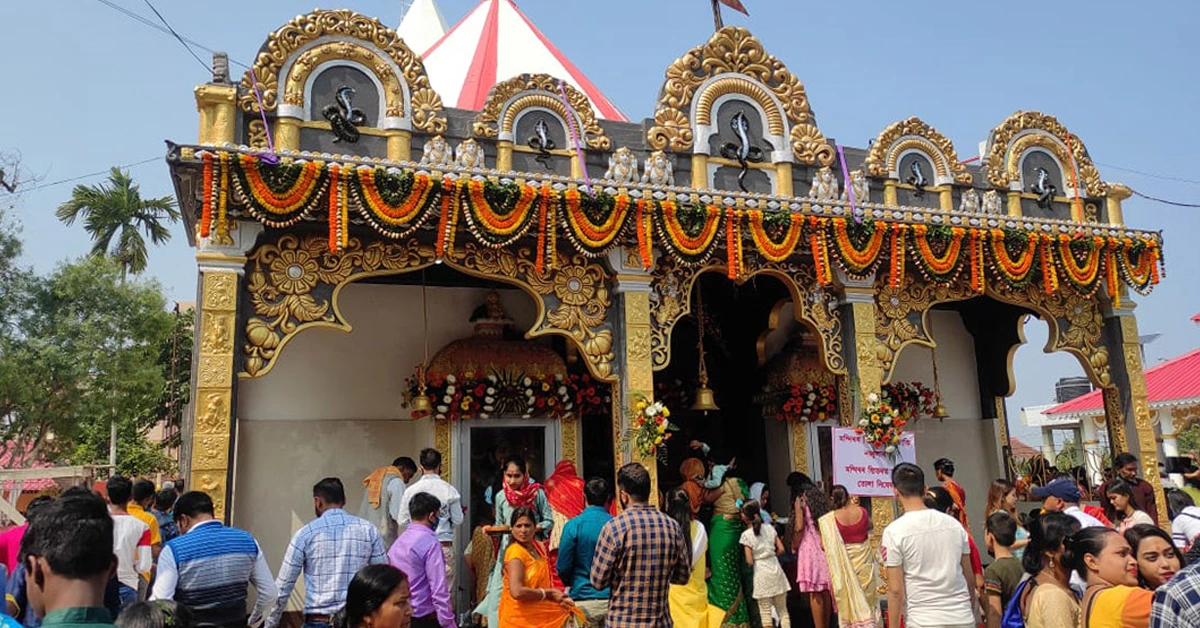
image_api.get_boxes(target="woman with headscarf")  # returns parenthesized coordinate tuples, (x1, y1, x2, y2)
(680, 458, 708, 518)
(544, 460, 585, 590)
(748, 482, 774, 524)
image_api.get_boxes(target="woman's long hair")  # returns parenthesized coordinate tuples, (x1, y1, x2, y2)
(666, 487, 695, 558)
(1022, 511, 1081, 576)
(331, 565, 407, 628)
(985, 478, 1018, 519)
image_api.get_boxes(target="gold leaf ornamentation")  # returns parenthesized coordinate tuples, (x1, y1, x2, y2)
(647, 26, 831, 165)
(865, 116, 973, 185)
(985, 111, 1106, 197)
(474, 74, 610, 151)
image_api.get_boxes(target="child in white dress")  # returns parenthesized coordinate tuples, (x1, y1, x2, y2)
(740, 499, 792, 628)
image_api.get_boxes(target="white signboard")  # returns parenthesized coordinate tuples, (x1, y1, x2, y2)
(832, 427, 917, 497)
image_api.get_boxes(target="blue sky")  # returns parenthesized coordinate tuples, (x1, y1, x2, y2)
(2, 0, 1198, 444)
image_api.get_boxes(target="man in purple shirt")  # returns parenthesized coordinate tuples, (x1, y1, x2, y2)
(387, 493, 452, 628)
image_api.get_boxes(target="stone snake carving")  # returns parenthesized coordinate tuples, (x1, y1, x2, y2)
(528, 119, 555, 168)
(1030, 166, 1058, 209)
(719, 110, 764, 192)
(322, 86, 367, 143)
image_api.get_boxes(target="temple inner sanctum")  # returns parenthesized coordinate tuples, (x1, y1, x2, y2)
(169, 2, 1167, 615)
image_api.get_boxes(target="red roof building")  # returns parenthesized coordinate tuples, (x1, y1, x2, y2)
(1044, 347, 1200, 420)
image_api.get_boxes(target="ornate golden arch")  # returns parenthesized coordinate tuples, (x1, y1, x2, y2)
(646, 26, 833, 166)
(872, 274, 1111, 390)
(985, 111, 1106, 196)
(237, 9, 446, 137)
(865, 117, 972, 185)
(694, 76, 786, 137)
(241, 234, 616, 382)
(648, 255, 845, 376)
(282, 42, 406, 118)
(472, 73, 610, 151)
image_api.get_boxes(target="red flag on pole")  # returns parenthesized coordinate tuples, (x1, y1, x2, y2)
(719, 0, 749, 15)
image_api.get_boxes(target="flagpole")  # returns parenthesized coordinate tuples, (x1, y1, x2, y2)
(711, 0, 723, 31)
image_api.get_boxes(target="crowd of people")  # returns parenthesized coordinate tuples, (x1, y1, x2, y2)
(6, 447, 1200, 628)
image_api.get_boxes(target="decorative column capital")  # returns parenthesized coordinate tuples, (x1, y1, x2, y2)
(196, 221, 263, 274)
(607, 247, 656, 294)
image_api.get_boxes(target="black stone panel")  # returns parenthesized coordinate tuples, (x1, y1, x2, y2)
(299, 127, 387, 158)
(712, 164, 772, 195)
(706, 100, 775, 157)
(515, 111, 568, 152)
(308, 66, 380, 128)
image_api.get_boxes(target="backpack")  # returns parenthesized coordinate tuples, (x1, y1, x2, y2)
(1000, 577, 1034, 628)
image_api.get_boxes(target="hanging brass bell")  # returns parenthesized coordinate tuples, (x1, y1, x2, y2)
(933, 402, 950, 419)
(410, 390, 433, 414)
(691, 384, 720, 412)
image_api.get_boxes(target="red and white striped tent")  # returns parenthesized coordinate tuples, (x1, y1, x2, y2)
(411, 0, 629, 121)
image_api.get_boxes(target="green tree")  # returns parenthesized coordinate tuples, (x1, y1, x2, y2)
(54, 168, 179, 279)
(0, 255, 177, 475)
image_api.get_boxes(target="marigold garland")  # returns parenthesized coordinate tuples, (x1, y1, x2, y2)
(969, 229, 984, 293)
(831, 218, 887, 274)
(911, 225, 966, 279)
(747, 210, 803, 262)
(562, 188, 629, 253)
(463, 179, 538, 247)
(435, 177, 459, 259)
(355, 169, 435, 226)
(888, 223, 907, 288)
(328, 164, 341, 252)
(216, 153, 230, 243)
(1056, 235, 1104, 294)
(535, 184, 553, 275)
(199, 153, 214, 238)
(634, 199, 653, 270)
(656, 202, 722, 263)
(809, 217, 833, 285)
(1105, 246, 1121, 307)
(1116, 241, 1159, 293)
(725, 208, 743, 280)
(237, 154, 324, 214)
(987, 229, 1039, 283)
(1040, 235, 1059, 294)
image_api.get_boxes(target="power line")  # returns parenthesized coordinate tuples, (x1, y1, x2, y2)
(1130, 188, 1200, 209)
(140, 0, 210, 73)
(91, 0, 249, 69)
(8, 158, 161, 196)
(1095, 162, 1200, 187)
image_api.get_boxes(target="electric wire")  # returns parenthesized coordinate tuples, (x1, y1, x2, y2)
(140, 0, 211, 73)
(92, 0, 250, 69)
(7, 158, 161, 196)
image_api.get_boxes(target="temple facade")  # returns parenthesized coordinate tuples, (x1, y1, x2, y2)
(170, 4, 1166, 609)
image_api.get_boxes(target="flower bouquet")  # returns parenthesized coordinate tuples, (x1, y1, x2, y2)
(623, 395, 677, 463)
(775, 382, 838, 422)
(855, 392, 906, 456)
(883, 381, 935, 422)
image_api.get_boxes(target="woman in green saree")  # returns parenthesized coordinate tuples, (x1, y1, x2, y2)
(706, 454, 750, 627)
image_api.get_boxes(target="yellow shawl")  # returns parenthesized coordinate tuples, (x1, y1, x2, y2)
(818, 511, 882, 628)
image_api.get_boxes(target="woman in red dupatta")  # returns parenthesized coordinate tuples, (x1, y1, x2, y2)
(544, 460, 586, 589)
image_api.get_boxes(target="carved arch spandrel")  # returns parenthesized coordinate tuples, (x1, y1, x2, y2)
(646, 26, 833, 166)
(865, 116, 972, 185)
(872, 274, 1111, 388)
(985, 110, 1106, 197)
(472, 73, 610, 151)
(241, 234, 615, 381)
(648, 254, 845, 375)
(237, 8, 446, 137)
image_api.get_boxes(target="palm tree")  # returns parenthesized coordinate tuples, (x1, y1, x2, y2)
(55, 168, 180, 280)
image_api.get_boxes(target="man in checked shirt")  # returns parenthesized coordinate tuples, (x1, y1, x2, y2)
(590, 463, 690, 628)
(266, 478, 388, 628)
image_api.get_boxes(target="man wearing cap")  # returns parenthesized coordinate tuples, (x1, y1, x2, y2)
(1033, 477, 1108, 529)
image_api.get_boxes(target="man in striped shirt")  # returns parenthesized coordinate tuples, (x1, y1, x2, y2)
(150, 492, 277, 628)
(266, 478, 387, 628)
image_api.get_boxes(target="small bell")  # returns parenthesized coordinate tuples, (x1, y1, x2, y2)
(410, 390, 433, 415)
(691, 373, 720, 413)
(933, 402, 950, 420)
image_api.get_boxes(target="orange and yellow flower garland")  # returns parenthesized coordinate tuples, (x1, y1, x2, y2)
(328, 164, 340, 252)
(463, 179, 538, 247)
(1039, 235, 1059, 294)
(911, 225, 966, 280)
(355, 169, 436, 226)
(1056, 235, 1104, 294)
(830, 217, 887, 275)
(969, 229, 984, 293)
(656, 202, 722, 263)
(435, 177, 460, 260)
(562, 188, 630, 253)
(634, 199, 654, 270)
(216, 153, 231, 244)
(987, 230, 1039, 283)
(200, 152, 214, 238)
(809, 217, 833, 285)
(535, 184, 555, 275)
(725, 208, 743, 280)
(746, 210, 803, 263)
(238, 154, 324, 214)
(888, 223, 907, 288)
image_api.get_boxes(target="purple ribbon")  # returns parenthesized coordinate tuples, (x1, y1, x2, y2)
(249, 70, 280, 165)
(557, 81, 594, 196)
(836, 145, 860, 224)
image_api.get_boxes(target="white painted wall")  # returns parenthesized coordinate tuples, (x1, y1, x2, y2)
(233, 282, 538, 571)
(890, 309, 1000, 546)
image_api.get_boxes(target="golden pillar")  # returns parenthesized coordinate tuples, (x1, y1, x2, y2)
(837, 275, 893, 540)
(774, 162, 794, 197)
(1107, 183, 1132, 226)
(1006, 191, 1023, 217)
(1106, 311, 1168, 528)
(275, 117, 301, 152)
(609, 249, 658, 505)
(496, 141, 514, 173)
(386, 130, 412, 162)
(189, 221, 261, 521)
(194, 84, 237, 145)
(692, 154, 708, 189)
(938, 185, 953, 212)
(883, 180, 898, 206)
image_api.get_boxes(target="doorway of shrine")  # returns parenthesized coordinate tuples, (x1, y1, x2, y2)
(655, 271, 835, 518)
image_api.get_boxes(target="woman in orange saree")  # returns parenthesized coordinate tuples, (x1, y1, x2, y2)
(499, 506, 584, 628)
